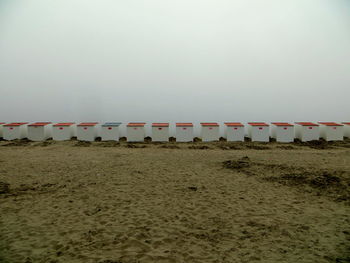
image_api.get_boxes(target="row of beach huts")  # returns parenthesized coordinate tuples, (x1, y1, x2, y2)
(0, 122, 349, 143)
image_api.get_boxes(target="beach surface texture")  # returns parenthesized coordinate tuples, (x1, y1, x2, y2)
(0, 140, 349, 263)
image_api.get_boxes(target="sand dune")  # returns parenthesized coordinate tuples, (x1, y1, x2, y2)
(0, 140, 349, 262)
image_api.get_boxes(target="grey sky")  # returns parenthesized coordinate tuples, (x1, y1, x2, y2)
(0, 0, 349, 124)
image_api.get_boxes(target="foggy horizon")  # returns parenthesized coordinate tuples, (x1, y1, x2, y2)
(1, 0, 350, 123)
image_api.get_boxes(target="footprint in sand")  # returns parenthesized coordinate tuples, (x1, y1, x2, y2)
(119, 238, 151, 253)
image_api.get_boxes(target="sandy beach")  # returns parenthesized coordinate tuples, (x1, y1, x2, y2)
(0, 140, 349, 263)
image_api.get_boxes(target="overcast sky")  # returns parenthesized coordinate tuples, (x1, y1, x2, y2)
(0, 0, 349, 124)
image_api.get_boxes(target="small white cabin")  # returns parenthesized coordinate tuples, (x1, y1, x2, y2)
(343, 122, 350, 138)
(3, 122, 28, 140)
(200, 123, 220, 142)
(101, 122, 122, 141)
(127, 122, 146, 142)
(53, 123, 76, 141)
(0, 123, 5, 138)
(176, 123, 194, 142)
(271, 122, 294, 143)
(27, 122, 52, 141)
(247, 122, 269, 142)
(224, 122, 244, 142)
(77, 122, 100, 142)
(318, 122, 343, 141)
(294, 122, 320, 142)
(152, 123, 169, 142)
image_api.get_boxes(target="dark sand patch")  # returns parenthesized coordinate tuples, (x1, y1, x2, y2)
(223, 157, 350, 203)
(0, 182, 10, 194)
(245, 144, 271, 150)
(0, 139, 30, 147)
(125, 144, 147, 148)
(96, 141, 120, 147)
(188, 145, 211, 150)
(74, 141, 91, 147)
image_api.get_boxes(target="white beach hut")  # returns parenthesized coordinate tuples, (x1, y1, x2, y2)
(152, 123, 169, 142)
(271, 122, 294, 143)
(294, 122, 320, 142)
(77, 122, 100, 142)
(247, 122, 270, 142)
(200, 122, 220, 142)
(3, 122, 28, 140)
(176, 123, 194, 142)
(343, 123, 350, 138)
(127, 122, 146, 142)
(101, 122, 122, 141)
(318, 122, 343, 141)
(224, 122, 244, 142)
(0, 123, 5, 138)
(53, 123, 76, 141)
(28, 122, 53, 141)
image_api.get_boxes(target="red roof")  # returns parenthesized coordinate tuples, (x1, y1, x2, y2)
(295, 122, 319, 126)
(318, 122, 343, 126)
(248, 122, 269, 127)
(0, 123, 5, 125)
(127, 122, 146, 127)
(201, 122, 219, 127)
(224, 122, 244, 127)
(152, 123, 169, 127)
(78, 122, 98, 126)
(342, 122, 350, 125)
(272, 122, 293, 127)
(4, 122, 28, 127)
(54, 122, 75, 127)
(176, 123, 193, 127)
(28, 122, 52, 126)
